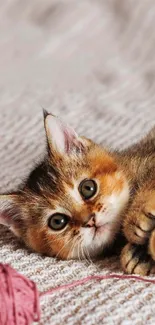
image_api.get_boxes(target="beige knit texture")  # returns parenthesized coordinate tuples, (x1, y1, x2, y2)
(1, 1, 155, 324)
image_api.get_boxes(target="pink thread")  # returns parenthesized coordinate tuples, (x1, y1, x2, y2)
(1, 263, 155, 325)
(41, 274, 155, 297)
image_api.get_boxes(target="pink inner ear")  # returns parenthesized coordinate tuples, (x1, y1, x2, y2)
(63, 128, 84, 154)
(64, 129, 77, 153)
(0, 211, 11, 226)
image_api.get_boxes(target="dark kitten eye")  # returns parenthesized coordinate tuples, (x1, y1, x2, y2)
(48, 213, 69, 231)
(79, 179, 97, 200)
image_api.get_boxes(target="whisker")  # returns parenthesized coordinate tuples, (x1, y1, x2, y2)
(83, 247, 92, 266)
(55, 237, 73, 259)
(78, 240, 82, 263)
(84, 246, 98, 270)
(47, 235, 61, 244)
(67, 241, 75, 260)
(77, 238, 86, 264)
(80, 242, 90, 267)
(67, 236, 79, 259)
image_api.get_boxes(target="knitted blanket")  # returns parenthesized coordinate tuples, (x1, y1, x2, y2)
(0, 1, 155, 324)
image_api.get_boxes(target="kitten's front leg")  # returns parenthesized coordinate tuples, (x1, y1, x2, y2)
(121, 243, 155, 275)
(123, 188, 155, 246)
(121, 184, 155, 274)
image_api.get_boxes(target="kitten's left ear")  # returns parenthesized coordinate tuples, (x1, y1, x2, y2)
(0, 194, 21, 231)
(43, 111, 85, 156)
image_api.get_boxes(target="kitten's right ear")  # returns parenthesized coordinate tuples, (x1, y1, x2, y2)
(0, 194, 21, 230)
(43, 110, 85, 157)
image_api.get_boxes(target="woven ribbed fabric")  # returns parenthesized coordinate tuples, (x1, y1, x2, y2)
(1, 1, 155, 324)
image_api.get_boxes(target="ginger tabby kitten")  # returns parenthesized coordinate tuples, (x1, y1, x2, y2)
(0, 111, 155, 275)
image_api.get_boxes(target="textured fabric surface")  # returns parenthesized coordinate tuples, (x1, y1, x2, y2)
(1, 1, 155, 324)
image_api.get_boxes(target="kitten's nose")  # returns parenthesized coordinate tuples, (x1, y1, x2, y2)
(85, 214, 96, 227)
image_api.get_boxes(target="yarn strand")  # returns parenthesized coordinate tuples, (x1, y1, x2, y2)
(40, 273, 155, 297)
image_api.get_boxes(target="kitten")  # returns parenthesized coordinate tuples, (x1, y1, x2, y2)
(0, 111, 129, 261)
(0, 112, 155, 276)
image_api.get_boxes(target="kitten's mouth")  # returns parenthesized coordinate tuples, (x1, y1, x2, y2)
(93, 223, 110, 239)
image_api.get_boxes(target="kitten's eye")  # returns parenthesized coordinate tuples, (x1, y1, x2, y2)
(79, 179, 97, 200)
(48, 213, 69, 231)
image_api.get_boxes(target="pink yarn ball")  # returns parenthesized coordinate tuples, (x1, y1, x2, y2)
(0, 264, 40, 325)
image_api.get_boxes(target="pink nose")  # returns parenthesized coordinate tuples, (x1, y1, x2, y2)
(86, 215, 96, 227)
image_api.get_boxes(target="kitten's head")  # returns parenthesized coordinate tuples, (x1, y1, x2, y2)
(0, 112, 129, 259)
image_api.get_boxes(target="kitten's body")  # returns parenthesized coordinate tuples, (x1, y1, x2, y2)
(1, 113, 155, 275)
(116, 128, 155, 274)
(117, 126, 155, 188)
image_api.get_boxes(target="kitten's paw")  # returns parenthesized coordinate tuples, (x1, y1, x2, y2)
(149, 230, 155, 260)
(121, 243, 155, 275)
(124, 209, 155, 245)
